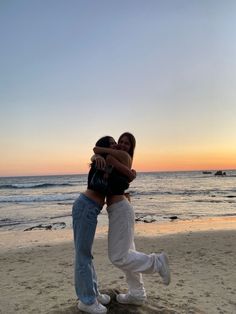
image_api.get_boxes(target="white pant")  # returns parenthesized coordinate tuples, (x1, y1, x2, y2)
(107, 199, 158, 298)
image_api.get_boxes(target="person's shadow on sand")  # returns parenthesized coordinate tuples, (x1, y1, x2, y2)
(51, 289, 177, 314)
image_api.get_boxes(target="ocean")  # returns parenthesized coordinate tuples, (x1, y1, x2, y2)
(0, 170, 236, 231)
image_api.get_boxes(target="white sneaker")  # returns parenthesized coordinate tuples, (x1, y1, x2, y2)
(156, 252, 171, 285)
(78, 300, 107, 314)
(97, 293, 111, 305)
(116, 293, 146, 305)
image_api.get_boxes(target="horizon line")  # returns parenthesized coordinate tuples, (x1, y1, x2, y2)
(0, 168, 236, 178)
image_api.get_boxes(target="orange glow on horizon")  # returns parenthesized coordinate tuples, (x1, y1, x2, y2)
(133, 150, 236, 173)
(1, 150, 236, 177)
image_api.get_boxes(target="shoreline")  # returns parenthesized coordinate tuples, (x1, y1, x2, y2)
(0, 216, 235, 253)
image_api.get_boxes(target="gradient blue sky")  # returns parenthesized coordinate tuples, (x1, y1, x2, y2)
(1, 0, 236, 176)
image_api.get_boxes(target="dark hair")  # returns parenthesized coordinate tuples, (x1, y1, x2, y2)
(95, 136, 113, 148)
(118, 132, 136, 158)
(94, 136, 114, 159)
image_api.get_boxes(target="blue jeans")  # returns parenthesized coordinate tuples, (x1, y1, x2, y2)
(72, 193, 103, 305)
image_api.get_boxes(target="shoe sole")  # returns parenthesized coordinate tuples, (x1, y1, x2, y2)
(116, 296, 146, 306)
(78, 303, 107, 314)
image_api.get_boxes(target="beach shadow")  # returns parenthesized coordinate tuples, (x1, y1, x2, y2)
(50, 289, 177, 314)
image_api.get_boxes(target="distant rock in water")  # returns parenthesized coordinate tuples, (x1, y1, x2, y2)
(214, 170, 226, 176)
(24, 222, 66, 231)
(202, 171, 212, 174)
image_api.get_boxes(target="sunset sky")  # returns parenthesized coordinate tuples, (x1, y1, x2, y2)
(1, 0, 236, 176)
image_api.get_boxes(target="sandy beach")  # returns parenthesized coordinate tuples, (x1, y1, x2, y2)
(0, 217, 236, 314)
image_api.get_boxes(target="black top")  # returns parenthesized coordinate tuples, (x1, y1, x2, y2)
(87, 162, 129, 195)
(107, 169, 129, 195)
(87, 163, 98, 186)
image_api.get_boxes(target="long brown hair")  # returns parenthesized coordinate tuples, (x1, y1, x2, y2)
(118, 132, 136, 158)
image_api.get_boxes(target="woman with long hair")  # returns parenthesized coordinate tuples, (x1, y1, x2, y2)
(72, 135, 134, 314)
(93, 132, 171, 306)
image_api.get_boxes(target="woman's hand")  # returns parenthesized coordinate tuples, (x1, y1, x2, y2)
(91, 154, 106, 170)
(130, 169, 137, 181)
(95, 156, 106, 170)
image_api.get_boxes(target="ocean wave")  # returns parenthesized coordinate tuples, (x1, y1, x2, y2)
(0, 193, 78, 203)
(129, 190, 173, 196)
(0, 182, 76, 189)
(130, 189, 231, 197)
(195, 199, 236, 203)
(0, 219, 22, 228)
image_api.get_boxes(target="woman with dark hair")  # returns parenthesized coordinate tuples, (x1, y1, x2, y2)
(93, 132, 171, 306)
(72, 135, 134, 314)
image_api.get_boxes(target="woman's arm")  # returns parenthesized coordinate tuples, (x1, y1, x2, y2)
(93, 147, 131, 167)
(106, 155, 136, 182)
